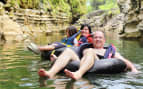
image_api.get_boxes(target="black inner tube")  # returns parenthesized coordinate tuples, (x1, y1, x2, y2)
(41, 44, 127, 74)
(64, 58, 126, 74)
(41, 47, 67, 60)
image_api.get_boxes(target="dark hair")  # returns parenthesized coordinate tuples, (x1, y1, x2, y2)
(80, 24, 92, 33)
(66, 26, 77, 37)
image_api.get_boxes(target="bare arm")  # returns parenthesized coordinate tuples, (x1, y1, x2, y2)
(114, 52, 138, 73)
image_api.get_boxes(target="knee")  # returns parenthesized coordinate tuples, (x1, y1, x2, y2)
(83, 48, 94, 55)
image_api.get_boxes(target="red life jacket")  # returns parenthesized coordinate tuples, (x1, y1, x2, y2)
(77, 34, 93, 46)
(86, 34, 93, 44)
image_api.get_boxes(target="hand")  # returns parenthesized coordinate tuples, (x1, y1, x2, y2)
(131, 68, 139, 74)
(50, 54, 57, 62)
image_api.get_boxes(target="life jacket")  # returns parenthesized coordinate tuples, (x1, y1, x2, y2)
(61, 38, 73, 47)
(77, 36, 87, 46)
(47, 31, 81, 59)
(61, 31, 81, 47)
(104, 44, 116, 59)
(78, 43, 116, 59)
(86, 34, 93, 44)
(76, 34, 93, 46)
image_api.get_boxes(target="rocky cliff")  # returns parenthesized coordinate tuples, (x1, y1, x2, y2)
(0, 2, 70, 43)
(77, 0, 143, 38)
(0, 0, 87, 43)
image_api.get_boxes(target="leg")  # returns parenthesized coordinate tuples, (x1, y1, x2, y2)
(39, 45, 55, 51)
(27, 43, 55, 54)
(39, 42, 65, 51)
(27, 43, 61, 54)
(64, 48, 99, 80)
(38, 48, 80, 78)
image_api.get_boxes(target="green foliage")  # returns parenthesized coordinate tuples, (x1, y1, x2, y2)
(99, 0, 120, 14)
(7, 0, 40, 9)
(99, 0, 118, 10)
(70, 0, 87, 15)
(88, 0, 105, 10)
(87, 5, 92, 12)
(6, 0, 87, 23)
(88, 0, 118, 11)
(9, 0, 19, 8)
(7, 0, 87, 15)
(96, 0, 105, 3)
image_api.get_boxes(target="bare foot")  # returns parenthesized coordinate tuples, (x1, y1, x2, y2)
(38, 69, 53, 78)
(64, 69, 81, 80)
(38, 69, 49, 77)
(131, 69, 139, 73)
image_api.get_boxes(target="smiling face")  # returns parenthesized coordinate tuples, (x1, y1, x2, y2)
(93, 31, 105, 49)
(81, 26, 90, 37)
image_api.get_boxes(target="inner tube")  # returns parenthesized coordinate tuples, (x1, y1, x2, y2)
(41, 44, 127, 74)
(65, 58, 126, 74)
(41, 43, 96, 60)
(41, 47, 66, 60)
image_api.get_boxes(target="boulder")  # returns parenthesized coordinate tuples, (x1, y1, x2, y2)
(0, 15, 24, 42)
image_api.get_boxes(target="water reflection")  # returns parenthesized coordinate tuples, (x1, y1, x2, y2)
(38, 77, 95, 89)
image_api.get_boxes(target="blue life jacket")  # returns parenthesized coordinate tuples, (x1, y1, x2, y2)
(104, 44, 116, 59)
(78, 36, 87, 45)
(61, 31, 81, 46)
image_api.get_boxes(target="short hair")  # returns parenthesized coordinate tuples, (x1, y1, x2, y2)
(66, 26, 77, 37)
(80, 24, 92, 33)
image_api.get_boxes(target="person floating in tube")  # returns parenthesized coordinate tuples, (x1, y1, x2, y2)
(27, 24, 93, 55)
(38, 30, 138, 81)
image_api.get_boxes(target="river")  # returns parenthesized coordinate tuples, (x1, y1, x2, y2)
(0, 32, 143, 89)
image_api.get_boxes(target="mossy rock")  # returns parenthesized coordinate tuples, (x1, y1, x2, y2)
(120, 31, 141, 38)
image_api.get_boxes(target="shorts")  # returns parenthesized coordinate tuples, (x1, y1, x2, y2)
(52, 42, 66, 49)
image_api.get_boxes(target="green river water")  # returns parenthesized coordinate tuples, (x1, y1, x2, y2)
(0, 32, 143, 89)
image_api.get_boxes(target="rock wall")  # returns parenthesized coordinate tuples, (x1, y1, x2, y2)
(76, 9, 121, 31)
(11, 8, 70, 32)
(77, 0, 143, 38)
(0, 2, 24, 43)
(117, 0, 143, 38)
(0, 2, 70, 43)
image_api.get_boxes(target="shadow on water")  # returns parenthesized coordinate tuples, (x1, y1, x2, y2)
(0, 32, 143, 89)
(139, 37, 143, 48)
